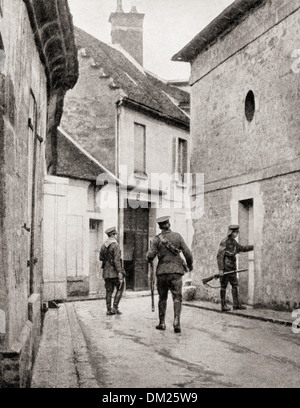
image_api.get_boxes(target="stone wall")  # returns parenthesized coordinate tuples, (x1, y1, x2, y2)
(0, 0, 48, 387)
(0, 0, 78, 388)
(190, 0, 300, 310)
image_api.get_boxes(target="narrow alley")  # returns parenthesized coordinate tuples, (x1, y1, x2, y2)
(31, 296, 300, 389)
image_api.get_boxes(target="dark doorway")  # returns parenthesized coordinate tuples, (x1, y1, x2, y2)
(123, 200, 149, 291)
(238, 198, 254, 304)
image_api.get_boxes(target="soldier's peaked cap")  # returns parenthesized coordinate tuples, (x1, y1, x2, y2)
(228, 225, 240, 230)
(156, 216, 171, 224)
(105, 227, 118, 236)
(227, 225, 240, 235)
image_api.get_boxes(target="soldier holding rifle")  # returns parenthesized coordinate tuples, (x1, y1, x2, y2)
(217, 225, 254, 312)
(147, 216, 193, 334)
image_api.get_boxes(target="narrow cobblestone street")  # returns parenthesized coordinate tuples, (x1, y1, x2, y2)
(32, 296, 300, 389)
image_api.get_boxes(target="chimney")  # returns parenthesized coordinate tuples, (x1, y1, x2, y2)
(109, 1, 145, 66)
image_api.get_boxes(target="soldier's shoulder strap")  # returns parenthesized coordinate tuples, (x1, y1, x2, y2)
(219, 237, 229, 247)
(105, 243, 116, 264)
(158, 234, 180, 255)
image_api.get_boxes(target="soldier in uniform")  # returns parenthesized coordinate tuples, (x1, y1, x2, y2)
(217, 225, 254, 312)
(147, 216, 193, 333)
(100, 227, 126, 315)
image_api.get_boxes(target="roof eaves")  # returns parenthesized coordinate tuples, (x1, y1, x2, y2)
(172, 0, 266, 62)
(23, 0, 78, 92)
(118, 97, 190, 131)
(161, 90, 190, 119)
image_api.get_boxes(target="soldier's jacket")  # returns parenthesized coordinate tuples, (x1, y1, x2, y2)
(217, 236, 254, 272)
(147, 230, 193, 275)
(100, 238, 124, 279)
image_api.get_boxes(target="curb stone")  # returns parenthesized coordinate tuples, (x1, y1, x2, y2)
(65, 303, 99, 388)
(183, 301, 293, 327)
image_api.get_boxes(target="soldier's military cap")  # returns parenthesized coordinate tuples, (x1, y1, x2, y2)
(228, 225, 240, 230)
(156, 215, 171, 224)
(105, 227, 118, 236)
(227, 225, 240, 235)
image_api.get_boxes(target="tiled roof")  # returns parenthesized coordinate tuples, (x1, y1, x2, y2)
(56, 128, 121, 183)
(74, 27, 190, 128)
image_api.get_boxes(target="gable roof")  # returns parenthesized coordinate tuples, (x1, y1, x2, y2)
(172, 0, 265, 62)
(74, 27, 190, 129)
(56, 127, 122, 184)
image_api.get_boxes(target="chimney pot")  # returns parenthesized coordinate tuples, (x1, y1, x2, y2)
(116, 0, 124, 12)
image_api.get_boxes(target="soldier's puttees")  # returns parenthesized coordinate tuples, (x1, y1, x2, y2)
(217, 225, 254, 312)
(100, 227, 126, 315)
(147, 216, 193, 333)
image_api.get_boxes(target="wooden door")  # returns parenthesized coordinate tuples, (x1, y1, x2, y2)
(67, 215, 84, 277)
(43, 180, 67, 301)
(124, 201, 149, 291)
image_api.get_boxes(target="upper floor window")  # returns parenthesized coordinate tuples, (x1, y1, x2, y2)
(177, 138, 188, 181)
(134, 123, 146, 175)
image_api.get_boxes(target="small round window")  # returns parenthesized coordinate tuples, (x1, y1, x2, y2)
(245, 90, 255, 122)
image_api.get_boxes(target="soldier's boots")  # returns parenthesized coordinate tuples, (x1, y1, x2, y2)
(156, 301, 166, 330)
(220, 290, 231, 312)
(232, 287, 246, 310)
(111, 307, 122, 315)
(156, 321, 166, 331)
(173, 302, 181, 333)
(233, 305, 247, 310)
(221, 301, 231, 313)
(106, 293, 115, 315)
(111, 289, 123, 315)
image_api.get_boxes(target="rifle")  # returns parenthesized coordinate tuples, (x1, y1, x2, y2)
(150, 262, 155, 312)
(202, 269, 248, 286)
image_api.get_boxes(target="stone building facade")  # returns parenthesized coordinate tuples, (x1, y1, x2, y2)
(57, 3, 193, 295)
(0, 0, 78, 387)
(173, 0, 300, 310)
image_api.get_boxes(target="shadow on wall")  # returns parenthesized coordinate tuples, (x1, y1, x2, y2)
(0, 309, 5, 334)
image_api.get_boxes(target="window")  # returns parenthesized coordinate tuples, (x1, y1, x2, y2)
(89, 219, 100, 231)
(134, 123, 146, 175)
(177, 138, 188, 181)
(245, 90, 255, 122)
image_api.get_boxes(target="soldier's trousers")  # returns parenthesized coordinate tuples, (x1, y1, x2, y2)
(220, 272, 239, 289)
(105, 278, 123, 310)
(157, 273, 183, 318)
(220, 272, 241, 306)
